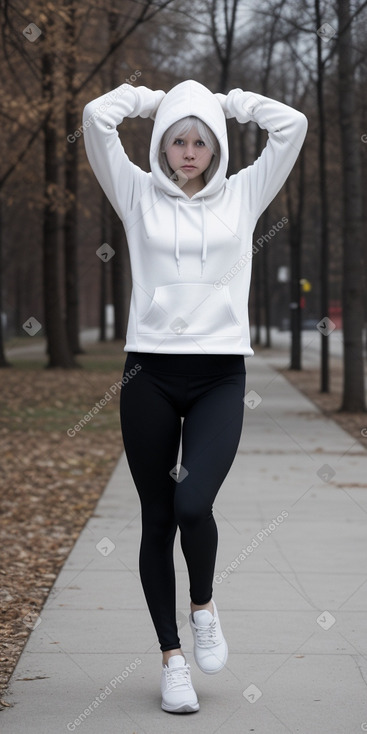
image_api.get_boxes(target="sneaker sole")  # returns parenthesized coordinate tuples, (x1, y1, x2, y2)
(161, 701, 200, 713)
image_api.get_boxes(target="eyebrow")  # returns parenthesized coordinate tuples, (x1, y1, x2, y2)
(174, 136, 204, 141)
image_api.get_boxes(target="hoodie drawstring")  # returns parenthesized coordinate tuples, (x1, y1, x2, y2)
(200, 199, 207, 276)
(174, 197, 208, 278)
(175, 197, 180, 275)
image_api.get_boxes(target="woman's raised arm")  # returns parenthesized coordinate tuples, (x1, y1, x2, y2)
(216, 88, 308, 220)
(83, 84, 165, 221)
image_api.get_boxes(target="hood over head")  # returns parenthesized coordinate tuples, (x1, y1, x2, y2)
(149, 79, 228, 199)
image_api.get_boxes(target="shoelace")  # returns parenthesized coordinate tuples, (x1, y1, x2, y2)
(194, 618, 218, 647)
(165, 666, 191, 690)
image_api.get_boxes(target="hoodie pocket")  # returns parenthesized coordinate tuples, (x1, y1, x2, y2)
(138, 283, 241, 336)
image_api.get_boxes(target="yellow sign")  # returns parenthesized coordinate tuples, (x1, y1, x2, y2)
(300, 278, 312, 292)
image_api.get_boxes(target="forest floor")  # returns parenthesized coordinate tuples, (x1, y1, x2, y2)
(0, 336, 366, 706)
(0, 339, 125, 706)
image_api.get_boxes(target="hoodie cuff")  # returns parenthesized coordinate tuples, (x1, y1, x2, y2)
(128, 86, 166, 120)
(225, 89, 263, 123)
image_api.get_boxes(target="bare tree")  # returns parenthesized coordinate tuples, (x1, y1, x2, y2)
(0, 195, 10, 366)
(337, 0, 366, 411)
(42, 19, 78, 368)
(314, 0, 331, 392)
(251, 0, 288, 347)
(64, 0, 83, 355)
(210, 0, 241, 92)
(286, 145, 306, 369)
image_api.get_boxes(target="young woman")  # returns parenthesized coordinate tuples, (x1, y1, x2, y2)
(83, 79, 307, 713)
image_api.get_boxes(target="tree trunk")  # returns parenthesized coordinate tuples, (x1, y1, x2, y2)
(64, 0, 83, 354)
(251, 9, 285, 348)
(108, 10, 125, 343)
(286, 145, 305, 370)
(211, 0, 241, 93)
(337, 0, 366, 411)
(289, 240, 301, 370)
(99, 193, 109, 342)
(0, 196, 10, 367)
(110, 206, 124, 341)
(261, 208, 271, 348)
(315, 0, 330, 392)
(121, 229, 132, 339)
(99, 260, 107, 342)
(42, 50, 77, 368)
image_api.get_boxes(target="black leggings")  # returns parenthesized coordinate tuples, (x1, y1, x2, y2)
(120, 351, 246, 652)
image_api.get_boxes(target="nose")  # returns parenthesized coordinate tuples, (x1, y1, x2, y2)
(184, 144, 195, 159)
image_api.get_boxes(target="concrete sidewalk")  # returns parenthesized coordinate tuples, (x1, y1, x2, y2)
(2, 354, 367, 734)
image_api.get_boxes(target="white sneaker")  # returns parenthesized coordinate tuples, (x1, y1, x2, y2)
(161, 655, 199, 713)
(189, 599, 228, 674)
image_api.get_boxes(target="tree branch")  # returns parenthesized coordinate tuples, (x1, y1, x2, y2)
(75, 0, 177, 94)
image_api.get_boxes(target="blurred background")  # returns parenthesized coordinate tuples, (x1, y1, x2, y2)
(1, 0, 367, 702)
(0, 0, 366, 410)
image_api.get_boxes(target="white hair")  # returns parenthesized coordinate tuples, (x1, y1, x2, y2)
(159, 116, 220, 185)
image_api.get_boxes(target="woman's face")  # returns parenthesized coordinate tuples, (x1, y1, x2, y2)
(165, 126, 213, 183)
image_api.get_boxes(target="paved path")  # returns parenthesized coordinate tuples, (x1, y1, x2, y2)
(256, 326, 345, 367)
(2, 353, 367, 734)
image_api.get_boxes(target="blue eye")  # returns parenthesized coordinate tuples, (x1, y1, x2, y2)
(172, 138, 205, 146)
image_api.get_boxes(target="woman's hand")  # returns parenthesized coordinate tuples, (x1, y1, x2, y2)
(215, 89, 261, 123)
(132, 86, 166, 120)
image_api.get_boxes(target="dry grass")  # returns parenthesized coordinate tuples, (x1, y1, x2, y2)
(0, 340, 126, 706)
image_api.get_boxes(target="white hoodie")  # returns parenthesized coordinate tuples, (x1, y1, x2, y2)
(83, 80, 307, 355)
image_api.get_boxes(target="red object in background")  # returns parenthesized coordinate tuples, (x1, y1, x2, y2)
(329, 301, 342, 329)
(300, 296, 306, 309)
